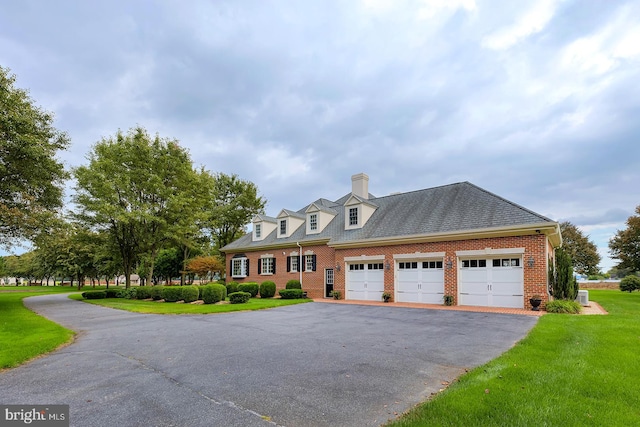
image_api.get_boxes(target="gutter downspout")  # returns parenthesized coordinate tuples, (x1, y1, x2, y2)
(297, 242, 303, 288)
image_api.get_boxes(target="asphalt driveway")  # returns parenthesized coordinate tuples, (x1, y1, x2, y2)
(1, 294, 538, 426)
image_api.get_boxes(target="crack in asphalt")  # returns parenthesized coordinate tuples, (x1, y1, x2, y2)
(112, 351, 283, 427)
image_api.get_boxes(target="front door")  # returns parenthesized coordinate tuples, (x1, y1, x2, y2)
(325, 268, 334, 298)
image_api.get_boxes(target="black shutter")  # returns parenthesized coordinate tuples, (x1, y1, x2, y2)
(230, 259, 233, 276)
(273, 258, 276, 274)
(312, 254, 317, 271)
(246, 259, 250, 276)
(287, 256, 291, 272)
(257, 259, 261, 274)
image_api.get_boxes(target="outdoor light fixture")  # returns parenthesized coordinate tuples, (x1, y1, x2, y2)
(446, 258, 453, 269)
(385, 262, 390, 270)
(528, 256, 535, 267)
(336, 263, 341, 271)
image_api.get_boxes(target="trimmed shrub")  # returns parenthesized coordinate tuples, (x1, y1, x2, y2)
(285, 280, 302, 290)
(117, 288, 137, 299)
(620, 275, 640, 292)
(150, 285, 164, 300)
(216, 279, 226, 285)
(161, 286, 183, 303)
(202, 284, 227, 304)
(136, 286, 152, 300)
(226, 281, 239, 295)
(546, 300, 582, 314)
(82, 291, 106, 299)
(105, 289, 119, 298)
(279, 289, 305, 299)
(331, 290, 341, 300)
(229, 291, 251, 304)
(259, 281, 276, 298)
(182, 285, 199, 303)
(238, 282, 259, 298)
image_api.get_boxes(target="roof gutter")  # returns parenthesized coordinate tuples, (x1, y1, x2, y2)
(329, 222, 562, 249)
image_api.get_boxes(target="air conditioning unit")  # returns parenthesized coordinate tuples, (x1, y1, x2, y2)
(577, 290, 589, 306)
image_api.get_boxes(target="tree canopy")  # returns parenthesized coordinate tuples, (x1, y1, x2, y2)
(609, 205, 640, 273)
(559, 221, 601, 275)
(0, 66, 70, 248)
(73, 127, 203, 287)
(203, 172, 266, 250)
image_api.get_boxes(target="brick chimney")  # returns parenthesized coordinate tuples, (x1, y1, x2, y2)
(351, 173, 369, 199)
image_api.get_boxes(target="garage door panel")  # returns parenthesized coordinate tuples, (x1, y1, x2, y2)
(490, 294, 523, 309)
(347, 264, 383, 301)
(459, 257, 524, 308)
(396, 262, 444, 304)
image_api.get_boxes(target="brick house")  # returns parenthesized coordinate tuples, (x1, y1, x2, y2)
(221, 173, 561, 309)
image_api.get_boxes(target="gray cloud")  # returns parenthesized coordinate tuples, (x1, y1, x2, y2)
(1, 0, 638, 270)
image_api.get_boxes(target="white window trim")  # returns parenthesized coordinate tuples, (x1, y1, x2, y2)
(231, 257, 248, 278)
(393, 252, 445, 260)
(344, 255, 385, 262)
(255, 224, 261, 239)
(278, 219, 287, 237)
(291, 255, 299, 273)
(261, 257, 274, 275)
(456, 248, 525, 257)
(309, 213, 318, 231)
(305, 254, 314, 272)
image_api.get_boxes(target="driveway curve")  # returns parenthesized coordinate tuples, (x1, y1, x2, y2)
(1, 294, 538, 426)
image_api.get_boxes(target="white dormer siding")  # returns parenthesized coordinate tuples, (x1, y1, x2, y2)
(305, 203, 337, 235)
(276, 209, 305, 238)
(344, 195, 377, 230)
(252, 215, 277, 241)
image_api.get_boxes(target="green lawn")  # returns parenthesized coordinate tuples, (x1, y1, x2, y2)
(68, 293, 311, 314)
(387, 290, 640, 426)
(0, 286, 76, 369)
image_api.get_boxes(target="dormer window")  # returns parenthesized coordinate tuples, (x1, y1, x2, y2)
(349, 207, 358, 226)
(309, 214, 318, 231)
(255, 224, 261, 239)
(279, 219, 287, 235)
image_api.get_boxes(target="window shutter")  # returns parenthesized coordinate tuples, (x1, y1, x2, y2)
(273, 258, 277, 274)
(312, 254, 317, 271)
(257, 259, 261, 274)
(246, 259, 250, 276)
(230, 259, 233, 275)
(287, 256, 291, 272)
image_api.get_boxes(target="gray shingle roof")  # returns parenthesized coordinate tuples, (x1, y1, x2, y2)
(221, 182, 555, 252)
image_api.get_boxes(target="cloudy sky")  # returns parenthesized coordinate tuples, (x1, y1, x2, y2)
(2, 0, 639, 270)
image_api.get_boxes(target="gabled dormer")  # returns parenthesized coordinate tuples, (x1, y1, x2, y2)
(276, 209, 305, 238)
(252, 214, 277, 241)
(305, 202, 337, 235)
(344, 194, 378, 230)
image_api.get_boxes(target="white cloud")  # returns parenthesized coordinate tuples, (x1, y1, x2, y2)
(482, 0, 561, 50)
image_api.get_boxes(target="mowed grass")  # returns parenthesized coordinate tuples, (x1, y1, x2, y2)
(0, 286, 76, 369)
(68, 292, 311, 314)
(387, 290, 640, 427)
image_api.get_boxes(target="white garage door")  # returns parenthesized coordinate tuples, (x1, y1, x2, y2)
(458, 257, 523, 308)
(396, 260, 444, 304)
(346, 262, 384, 301)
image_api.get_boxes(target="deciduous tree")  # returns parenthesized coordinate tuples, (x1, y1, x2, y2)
(609, 205, 640, 273)
(186, 255, 224, 283)
(559, 221, 601, 275)
(0, 66, 69, 248)
(74, 127, 202, 287)
(203, 173, 266, 249)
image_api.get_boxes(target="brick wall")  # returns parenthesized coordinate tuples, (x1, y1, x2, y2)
(225, 233, 551, 307)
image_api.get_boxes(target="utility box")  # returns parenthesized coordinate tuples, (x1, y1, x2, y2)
(577, 290, 589, 306)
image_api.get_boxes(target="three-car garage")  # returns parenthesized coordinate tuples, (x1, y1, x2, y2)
(344, 250, 526, 309)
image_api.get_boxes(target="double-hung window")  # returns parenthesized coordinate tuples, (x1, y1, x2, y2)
(305, 254, 315, 272)
(291, 255, 299, 272)
(255, 224, 261, 239)
(261, 257, 275, 275)
(349, 207, 358, 226)
(279, 219, 287, 236)
(309, 214, 318, 231)
(231, 257, 248, 278)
